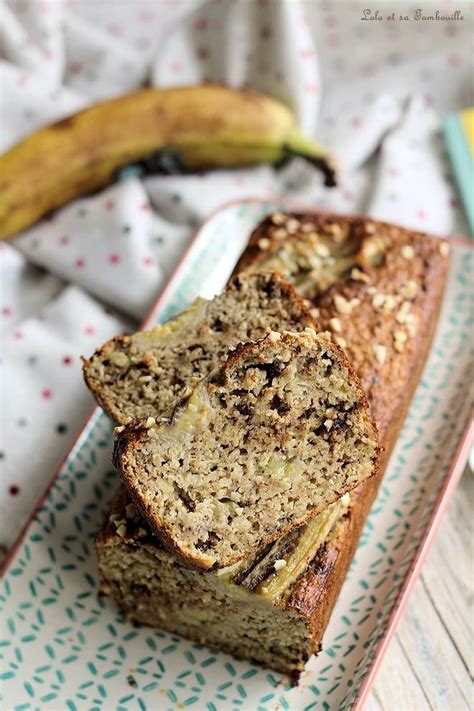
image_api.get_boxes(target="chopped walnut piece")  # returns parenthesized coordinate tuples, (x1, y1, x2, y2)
(315, 244, 331, 258)
(439, 241, 450, 256)
(393, 330, 407, 344)
(334, 336, 347, 349)
(396, 302, 412, 324)
(326, 222, 346, 242)
(359, 234, 389, 267)
(373, 344, 387, 365)
(382, 295, 398, 313)
(258, 238, 271, 250)
(329, 317, 342, 333)
(333, 233, 346, 244)
(286, 218, 300, 233)
(372, 293, 385, 310)
(268, 330, 282, 342)
(351, 268, 371, 283)
(319, 330, 332, 341)
(393, 330, 407, 353)
(372, 292, 398, 313)
(271, 211, 286, 225)
(326, 223, 339, 234)
(398, 280, 418, 300)
(310, 307, 320, 319)
(401, 245, 415, 260)
(334, 294, 360, 314)
(272, 228, 287, 240)
(301, 222, 316, 233)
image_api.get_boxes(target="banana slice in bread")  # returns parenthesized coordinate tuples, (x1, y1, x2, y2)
(114, 329, 379, 570)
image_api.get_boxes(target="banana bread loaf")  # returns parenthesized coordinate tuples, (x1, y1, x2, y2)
(96, 212, 450, 676)
(83, 271, 316, 425)
(114, 329, 379, 569)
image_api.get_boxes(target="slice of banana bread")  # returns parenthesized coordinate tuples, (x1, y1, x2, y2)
(82, 271, 316, 425)
(96, 486, 351, 677)
(114, 329, 379, 569)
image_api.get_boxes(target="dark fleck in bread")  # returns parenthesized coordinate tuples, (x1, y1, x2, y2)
(114, 329, 379, 570)
(82, 271, 316, 425)
(96, 486, 351, 677)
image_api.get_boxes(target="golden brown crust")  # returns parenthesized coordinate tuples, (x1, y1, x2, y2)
(234, 211, 450, 643)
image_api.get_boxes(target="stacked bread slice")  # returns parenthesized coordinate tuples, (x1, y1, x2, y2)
(84, 215, 449, 677)
(114, 328, 378, 570)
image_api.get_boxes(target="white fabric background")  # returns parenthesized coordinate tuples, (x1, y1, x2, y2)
(1, 0, 473, 552)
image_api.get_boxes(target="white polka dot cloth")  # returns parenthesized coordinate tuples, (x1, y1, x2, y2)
(1, 0, 472, 552)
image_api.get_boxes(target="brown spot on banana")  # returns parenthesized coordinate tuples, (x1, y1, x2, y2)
(51, 116, 76, 131)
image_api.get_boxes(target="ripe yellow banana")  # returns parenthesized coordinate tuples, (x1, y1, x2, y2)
(0, 85, 337, 240)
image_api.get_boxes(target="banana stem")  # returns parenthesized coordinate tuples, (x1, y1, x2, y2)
(285, 128, 338, 187)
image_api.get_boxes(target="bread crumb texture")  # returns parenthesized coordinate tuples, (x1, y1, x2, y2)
(115, 331, 378, 569)
(83, 272, 315, 425)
